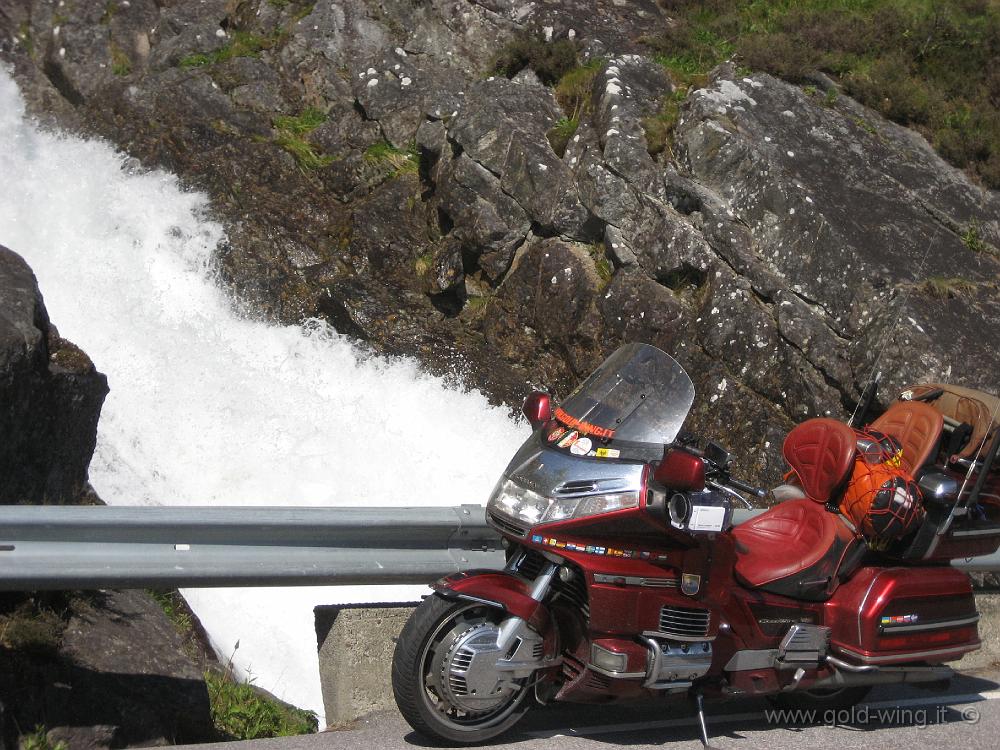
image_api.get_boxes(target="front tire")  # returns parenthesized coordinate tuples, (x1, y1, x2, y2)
(392, 594, 534, 745)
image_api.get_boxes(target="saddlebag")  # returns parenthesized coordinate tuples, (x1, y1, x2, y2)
(824, 565, 979, 665)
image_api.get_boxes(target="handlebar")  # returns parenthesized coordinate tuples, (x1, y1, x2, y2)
(724, 476, 767, 499)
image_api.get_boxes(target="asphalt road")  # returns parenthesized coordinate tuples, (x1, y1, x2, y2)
(176, 668, 1000, 750)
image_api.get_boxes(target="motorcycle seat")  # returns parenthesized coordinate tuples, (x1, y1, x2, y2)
(731, 499, 861, 601)
(870, 400, 944, 475)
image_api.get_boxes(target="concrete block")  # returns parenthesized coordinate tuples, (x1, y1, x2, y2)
(314, 603, 418, 727)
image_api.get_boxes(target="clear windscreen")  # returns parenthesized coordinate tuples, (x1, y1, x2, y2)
(556, 343, 695, 446)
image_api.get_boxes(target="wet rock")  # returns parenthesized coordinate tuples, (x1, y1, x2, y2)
(0, 245, 107, 505)
(434, 154, 530, 282)
(482, 237, 606, 388)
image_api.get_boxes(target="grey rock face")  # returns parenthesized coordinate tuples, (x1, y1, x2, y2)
(0, 245, 108, 505)
(3, 1, 1000, 485)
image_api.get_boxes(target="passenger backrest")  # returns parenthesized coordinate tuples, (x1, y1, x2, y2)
(870, 400, 944, 474)
(782, 418, 858, 504)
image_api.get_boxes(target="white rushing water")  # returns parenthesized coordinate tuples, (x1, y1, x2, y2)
(0, 68, 529, 722)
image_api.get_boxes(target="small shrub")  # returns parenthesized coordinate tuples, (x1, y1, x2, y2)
(493, 33, 578, 85)
(962, 221, 986, 253)
(823, 87, 839, 107)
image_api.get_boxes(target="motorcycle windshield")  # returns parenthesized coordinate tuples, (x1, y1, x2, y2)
(556, 343, 695, 446)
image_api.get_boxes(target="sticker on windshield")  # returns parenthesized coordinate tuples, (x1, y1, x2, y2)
(570, 437, 593, 455)
(554, 407, 616, 439)
(547, 426, 567, 443)
(556, 430, 579, 449)
(595, 448, 620, 458)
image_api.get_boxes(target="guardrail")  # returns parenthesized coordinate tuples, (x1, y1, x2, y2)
(0, 505, 997, 590)
(0, 505, 503, 589)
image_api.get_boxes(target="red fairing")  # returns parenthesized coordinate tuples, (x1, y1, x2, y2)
(654, 448, 705, 491)
(432, 571, 549, 631)
(824, 566, 980, 664)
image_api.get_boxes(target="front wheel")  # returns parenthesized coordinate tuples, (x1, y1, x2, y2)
(391, 594, 534, 745)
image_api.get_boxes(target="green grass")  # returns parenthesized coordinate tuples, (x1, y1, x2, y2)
(414, 250, 434, 276)
(546, 116, 579, 156)
(179, 31, 278, 69)
(963, 220, 986, 253)
(147, 589, 193, 632)
(919, 275, 977, 299)
(19, 726, 68, 750)
(110, 42, 131, 76)
(364, 140, 419, 177)
(554, 58, 605, 120)
(589, 242, 614, 287)
(272, 107, 334, 171)
(642, 88, 687, 158)
(205, 668, 317, 740)
(643, 0, 1000, 188)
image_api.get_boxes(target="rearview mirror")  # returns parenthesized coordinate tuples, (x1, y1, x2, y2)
(522, 391, 553, 429)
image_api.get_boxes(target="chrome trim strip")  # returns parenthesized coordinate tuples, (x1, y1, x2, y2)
(641, 629, 717, 643)
(951, 527, 1000, 537)
(881, 614, 980, 634)
(593, 573, 679, 588)
(834, 642, 981, 664)
(588, 664, 646, 679)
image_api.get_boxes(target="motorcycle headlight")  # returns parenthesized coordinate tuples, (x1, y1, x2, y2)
(488, 479, 639, 526)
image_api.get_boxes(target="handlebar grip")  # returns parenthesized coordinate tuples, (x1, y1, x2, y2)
(727, 477, 766, 498)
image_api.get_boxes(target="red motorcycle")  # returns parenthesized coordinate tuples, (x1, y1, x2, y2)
(391, 343, 1000, 745)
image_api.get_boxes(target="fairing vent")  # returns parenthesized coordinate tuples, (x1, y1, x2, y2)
(562, 653, 585, 682)
(553, 566, 590, 622)
(488, 511, 529, 538)
(514, 549, 548, 580)
(555, 480, 599, 496)
(659, 606, 711, 639)
(585, 670, 612, 691)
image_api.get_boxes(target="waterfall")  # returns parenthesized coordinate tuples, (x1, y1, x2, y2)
(0, 68, 528, 722)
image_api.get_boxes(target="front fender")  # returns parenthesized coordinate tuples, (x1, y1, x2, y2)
(433, 570, 551, 634)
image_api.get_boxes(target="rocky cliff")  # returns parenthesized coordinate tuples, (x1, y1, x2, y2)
(2, 0, 998, 484)
(0, 244, 107, 504)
